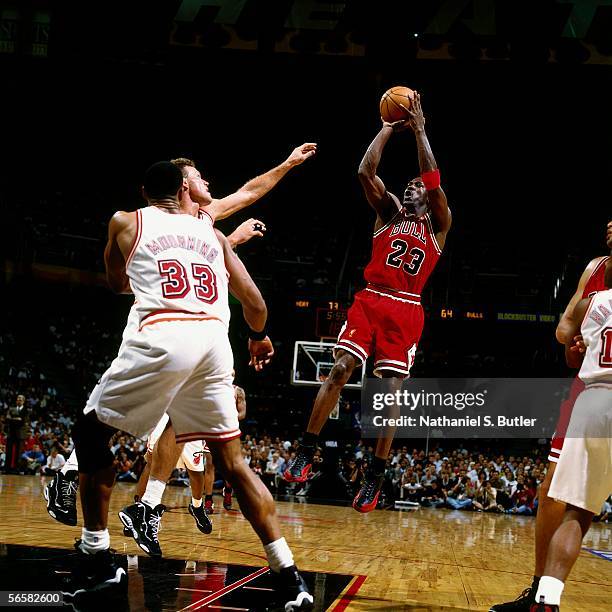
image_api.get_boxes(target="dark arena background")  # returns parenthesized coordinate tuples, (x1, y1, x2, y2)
(0, 1, 611, 611)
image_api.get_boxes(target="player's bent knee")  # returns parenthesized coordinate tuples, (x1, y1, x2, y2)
(222, 456, 248, 480)
(329, 359, 354, 385)
(73, 414, 115, 473)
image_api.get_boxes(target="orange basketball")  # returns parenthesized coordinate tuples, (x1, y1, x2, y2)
(379, 86, 414, 123)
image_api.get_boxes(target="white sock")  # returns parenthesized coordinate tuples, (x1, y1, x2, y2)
(191, 497, 202, 508)
(535, 576, 565, 606)
(264, 537, 294, 572)
(141, 478, 166, 508)
(61, 450, 79, 475)
(81, 528, 110, 553)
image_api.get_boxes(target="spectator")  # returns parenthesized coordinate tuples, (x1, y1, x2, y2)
(5, 394, 28, 472)
(402, 475, 423, 503)
(438, 469, 453, 491)
(115, 451, 138, 482)
(20, 444, 45, 474)
(264, 452, 282, 491)
(42, 447, 66, 476)
(111, 435, 134, 460)
(422, 481, 446, 508)
(507, 477, 536, 515)
(56, 435, 74, 458)
(446, 473, 473, 510)
(473, 481, 499, 512)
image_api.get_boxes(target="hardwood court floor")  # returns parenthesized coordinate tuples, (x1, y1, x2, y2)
(0, 475, 610, 610)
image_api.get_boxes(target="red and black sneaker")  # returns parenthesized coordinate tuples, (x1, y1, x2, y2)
(489, 587, 535, 611)
(352, 471, 385, 513)
(204, 497, 215, 515)
(529, 598, 559, 612)
(222, 485, 233, 510)
(284, 448, 313, 483)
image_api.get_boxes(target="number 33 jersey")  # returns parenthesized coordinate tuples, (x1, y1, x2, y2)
(363, 209, 442, 298)
(126, 206, 230, 329)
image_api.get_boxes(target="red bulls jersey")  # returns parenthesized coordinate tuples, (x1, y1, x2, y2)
(363, 209, 442, 302)
(583, 256, 609, 298)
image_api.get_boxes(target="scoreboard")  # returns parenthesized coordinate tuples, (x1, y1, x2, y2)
(292, 300, 558, 341)
(434, 307, 557, 323)
(315, 302, 347, 339)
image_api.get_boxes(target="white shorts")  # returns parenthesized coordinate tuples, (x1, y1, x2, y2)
(84, 319, 240, 443)
(549, 386, 612, 514)
(147, 414, 206, 472)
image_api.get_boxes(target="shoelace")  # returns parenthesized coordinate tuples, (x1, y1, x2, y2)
(61, 480, 78, 509)
(148, 513, 162, 541)
(291, 452, 310, 472)
(361, 476, 379, 500)
(514, 588, 532, 602)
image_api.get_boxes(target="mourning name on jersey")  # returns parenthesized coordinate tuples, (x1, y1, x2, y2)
(145, 234, 220, 262)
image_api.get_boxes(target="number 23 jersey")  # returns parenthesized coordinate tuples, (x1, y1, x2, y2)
(363, 209, 442, 297)
(126, 206, 230, 329)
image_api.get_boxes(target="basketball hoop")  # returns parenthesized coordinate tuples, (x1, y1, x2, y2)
(291, 340, 365, 389)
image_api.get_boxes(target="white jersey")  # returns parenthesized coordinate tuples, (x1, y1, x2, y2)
(126, 206, 230, 329)
(579, 288, 612, 384)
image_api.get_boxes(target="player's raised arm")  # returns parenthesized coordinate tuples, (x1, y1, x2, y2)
(357, 125, 401, 222)
(209, 143, 317, 221)
(406, 92, 451, 243)
(556, 257, 606, 344)
(215, 229, 274, 370)
(104, 211, 136, 294)
(226, 218, 266, 249)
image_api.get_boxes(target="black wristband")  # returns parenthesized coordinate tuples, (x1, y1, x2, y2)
(249, 328, 267, 341)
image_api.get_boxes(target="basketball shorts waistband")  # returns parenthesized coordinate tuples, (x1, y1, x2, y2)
(364, 283, 421, 304)
(139, 309, 223, 330)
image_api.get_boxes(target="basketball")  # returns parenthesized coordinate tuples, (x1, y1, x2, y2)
(380, 85, 414, 123)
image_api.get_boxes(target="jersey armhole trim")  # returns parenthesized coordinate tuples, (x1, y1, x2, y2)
(125, 209, 143, 269)
(590, 256, 610, 280)
(373, 207, 402, 238)
(581, 295, 597, 330)
(198, 208, 215, 225)
(423, 213, 442, 255)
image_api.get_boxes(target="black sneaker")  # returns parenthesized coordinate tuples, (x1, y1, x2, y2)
(189, 502, 213, 534)
(489, 587, 535, 612)
(529, 597, 559, 612)
(122, 496, 141, 537)
(352, 470, 384, 513)
(44, 470, 78, 526)
(62, 540, 126, 600)
(283, 448, 313, 483)
(118, 502, 165, 558)
(272, 565, 314, 611)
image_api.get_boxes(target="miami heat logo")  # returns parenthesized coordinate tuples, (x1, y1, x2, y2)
(349, 328, 357, 338)
(193, 450, 205, 465)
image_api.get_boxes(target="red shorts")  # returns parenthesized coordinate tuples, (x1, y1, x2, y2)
(549, 377, 585, 463)
(334, 287, 424, 378)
